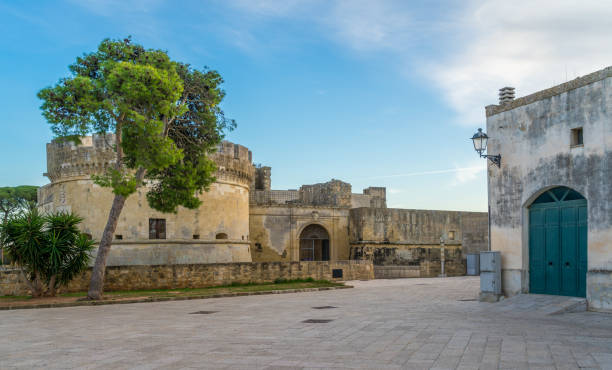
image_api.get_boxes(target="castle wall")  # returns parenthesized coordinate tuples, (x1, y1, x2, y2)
(38, 136, 254, 266)
(0, 261, 374, 296)
(249, 205, 350, 262)
(348, 208, 488, 268)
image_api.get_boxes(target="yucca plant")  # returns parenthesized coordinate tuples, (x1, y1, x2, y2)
(0, 210, 94, 297)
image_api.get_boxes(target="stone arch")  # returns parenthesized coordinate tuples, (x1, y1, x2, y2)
(525, 186, 587, 297)
(519, 185, 587, 293)
(299, 224, 330, 261)
(216, 232, 228, 240)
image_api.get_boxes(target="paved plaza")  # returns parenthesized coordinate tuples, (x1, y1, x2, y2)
(1, 277, 612, 369)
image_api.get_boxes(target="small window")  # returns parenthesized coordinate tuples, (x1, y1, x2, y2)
(115, 234, 123, 240)
(149, 218, 166, 239)
(193, 234, 200, 240)
(448, 231, 455, 240)
(255, 242, 262, 251)
(234, 144, 239, 159)
(216, 233, 228, 240)
(571, 127, 583, 147)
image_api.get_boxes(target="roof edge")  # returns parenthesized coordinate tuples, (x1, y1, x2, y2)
(486, 66, 612, 117)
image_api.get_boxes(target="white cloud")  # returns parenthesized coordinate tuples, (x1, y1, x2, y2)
(429, 0, 612, 126)
(450, 160, 486, 187)
(225, 0, 419, 52)
(226, 0, 612, 127)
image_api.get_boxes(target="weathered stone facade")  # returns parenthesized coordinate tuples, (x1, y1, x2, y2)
(33, 134, 489, 282)
(0, 261, 374, 296)
(249, 177, 488, 277)
(348, 208, 488, 269)
(486, 66, 612, 312)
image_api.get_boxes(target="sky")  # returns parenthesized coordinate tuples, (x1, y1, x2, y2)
(1, 0, 611, 212)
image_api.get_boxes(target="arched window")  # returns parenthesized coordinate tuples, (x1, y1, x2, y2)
(216, 233, 228, 240)
(531, 186, 585, 205)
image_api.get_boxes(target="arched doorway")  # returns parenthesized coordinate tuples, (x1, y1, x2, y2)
(299, 224, 330, 261)
(529, 186, 587, 297)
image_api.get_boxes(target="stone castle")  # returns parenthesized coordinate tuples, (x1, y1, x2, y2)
(38, 135, 489, 277)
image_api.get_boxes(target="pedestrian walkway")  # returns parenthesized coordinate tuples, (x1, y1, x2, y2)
(1, 276, 611, 369)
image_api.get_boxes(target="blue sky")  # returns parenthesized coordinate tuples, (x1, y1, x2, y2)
(1, 0, 610, 212)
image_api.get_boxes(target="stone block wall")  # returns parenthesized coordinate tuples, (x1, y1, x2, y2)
(350, 244, 465, 278)
(0, 261, 374, 296)
(299, 179, 352, 207)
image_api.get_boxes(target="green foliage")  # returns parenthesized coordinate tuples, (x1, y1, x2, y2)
(145, 64, 235, 212)
(37, 37, 233, 212)
(0, 210, 95, 296)
(0, 185, 38, 222)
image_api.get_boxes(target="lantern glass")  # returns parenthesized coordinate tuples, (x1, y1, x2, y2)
(471, 128, 488, 155)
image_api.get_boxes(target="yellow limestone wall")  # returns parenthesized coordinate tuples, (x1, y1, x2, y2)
(38, 137, 254, 265)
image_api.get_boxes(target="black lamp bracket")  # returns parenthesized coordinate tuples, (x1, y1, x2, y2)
(480, 153, 501, 167)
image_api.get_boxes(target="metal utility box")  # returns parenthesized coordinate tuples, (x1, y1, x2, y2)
(480, 251, 501, 296)
(466, 254, 480, 276)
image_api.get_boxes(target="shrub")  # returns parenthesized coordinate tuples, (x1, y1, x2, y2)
(0, 210, 95, 297)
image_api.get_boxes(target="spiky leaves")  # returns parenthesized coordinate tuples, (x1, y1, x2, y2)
(0, 210, 94, 296)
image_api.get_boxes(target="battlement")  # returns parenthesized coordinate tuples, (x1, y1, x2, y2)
(211, 142, 254, 187)
(45, 134, 117, 182)
(44, 135, 254, 186)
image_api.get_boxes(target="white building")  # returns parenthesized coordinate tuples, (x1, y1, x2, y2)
(485, 67, 612, 312)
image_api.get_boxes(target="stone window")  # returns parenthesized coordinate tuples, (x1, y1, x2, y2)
(234, 144, 239, 159)
(571, 127, 583, 147)
(192, 234, 200, 240)
(448, 231, 455, 240)
(216, 232, 228, 240)
(115, 234, 123, 240)
(149, 218, 166, 239)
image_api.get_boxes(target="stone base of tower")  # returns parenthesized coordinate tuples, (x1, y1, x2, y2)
(95, 240, 252, 266)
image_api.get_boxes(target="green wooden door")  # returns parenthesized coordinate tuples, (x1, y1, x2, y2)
(529, 187, 587, 297)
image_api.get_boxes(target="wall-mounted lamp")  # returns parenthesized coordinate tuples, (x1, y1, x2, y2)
(471, 128, 501, 167)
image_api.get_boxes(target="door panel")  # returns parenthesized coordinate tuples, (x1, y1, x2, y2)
(544, 207, 560, 294)
(529, 188, 587, 298)
(560, 206, 578, 296)
(578, 204, 588, 297)
(529, 208, 546, 293)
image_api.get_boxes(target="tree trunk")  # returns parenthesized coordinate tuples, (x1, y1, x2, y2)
(1, 213, 7, 265)
(32, 273, 43, 298)
(46, 275, 57, 297)
(19, 269, 42, 298)
(87, 193, 126, 300)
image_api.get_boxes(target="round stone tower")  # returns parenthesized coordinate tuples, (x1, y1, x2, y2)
(38, 134, 254, 265)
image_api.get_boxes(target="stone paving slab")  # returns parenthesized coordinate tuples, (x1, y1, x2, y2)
(1, 277, 611, 369)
